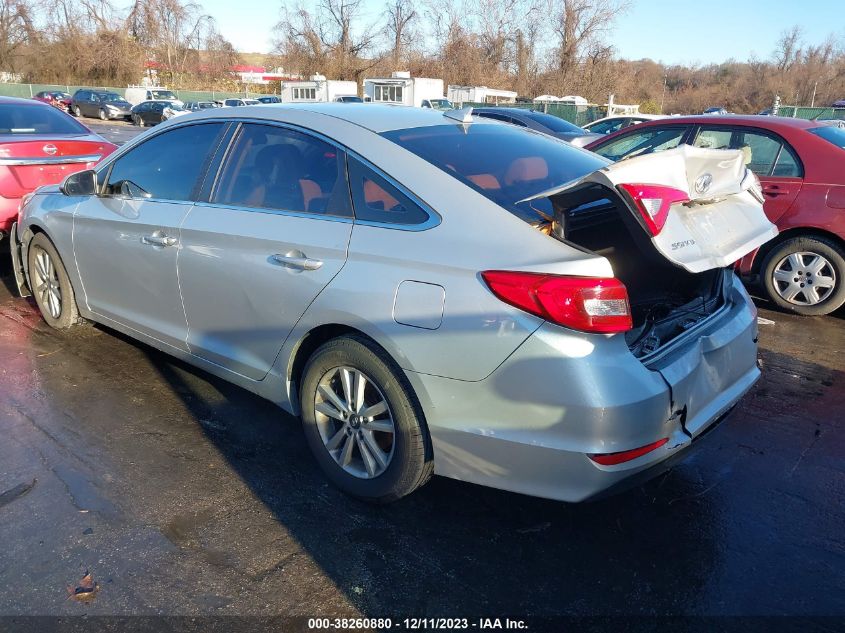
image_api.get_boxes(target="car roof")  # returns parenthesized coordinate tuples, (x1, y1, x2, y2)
(628, 114, 823, 131)
(200, 103, 496, 133)
(0, 95, 50, 107)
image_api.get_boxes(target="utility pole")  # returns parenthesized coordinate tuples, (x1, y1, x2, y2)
(811, 82, 817, 108)
(660, 76, 667, 114)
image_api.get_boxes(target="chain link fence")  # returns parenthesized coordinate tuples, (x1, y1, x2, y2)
(0, 82, 264, 102)
(776, 106, 845, 121)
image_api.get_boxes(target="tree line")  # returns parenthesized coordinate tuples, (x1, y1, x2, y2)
(1, 0, 843, 112)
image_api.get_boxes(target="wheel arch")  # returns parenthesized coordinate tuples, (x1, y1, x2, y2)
(752, 226, 845, 273)
(286, 323, 434, 460)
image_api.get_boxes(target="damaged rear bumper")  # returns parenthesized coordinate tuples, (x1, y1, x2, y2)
(408, 274, 760, 503)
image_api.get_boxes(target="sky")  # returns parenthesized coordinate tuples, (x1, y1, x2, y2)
(201, 0, 843, 66)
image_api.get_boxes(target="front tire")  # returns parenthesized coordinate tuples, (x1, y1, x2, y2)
(27, 233, 83, 329)
(73, 105, 81, 117)
(299, 335, 433, 503)
(98, 108, 107, 120)
(761, 235, 845, 316)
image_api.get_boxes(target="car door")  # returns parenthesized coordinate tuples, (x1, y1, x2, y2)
(177, 122, 354, 380)
(691, 125, 803, 223)
(85, 93, 100, 117)
(73, 122, 230, 350)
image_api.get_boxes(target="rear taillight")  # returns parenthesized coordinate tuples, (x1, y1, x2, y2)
(589, 438, 669, 466)
(618, 183, 689, 236)
(481, 271, 632, 333)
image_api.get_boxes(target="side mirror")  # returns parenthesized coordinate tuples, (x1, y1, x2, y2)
(61, 169, 97, 196)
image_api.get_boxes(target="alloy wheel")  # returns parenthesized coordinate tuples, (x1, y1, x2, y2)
(32, 247, 62, 319)
(314, 366, 395, 479)
(772, 251, 836, 306)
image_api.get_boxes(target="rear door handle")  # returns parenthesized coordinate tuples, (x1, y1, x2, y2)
(271, 252, 323, 271)
(762, 185, 789, 197)
(141, 232, 178, 247)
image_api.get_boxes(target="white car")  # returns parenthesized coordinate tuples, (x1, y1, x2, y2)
(583, 114, 668, 136)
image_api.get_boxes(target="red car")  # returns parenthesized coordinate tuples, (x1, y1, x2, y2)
(33, 91, 73, 113)
(586, 116, 845, 315)
(0, 96, 116, 242)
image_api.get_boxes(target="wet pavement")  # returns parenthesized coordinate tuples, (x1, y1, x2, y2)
(1, 255, 843, 620)
(0, 118, 843, 622)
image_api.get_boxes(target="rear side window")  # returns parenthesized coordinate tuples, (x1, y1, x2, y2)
(347, 158, 430, 226)
(381, 122, 608, 223)
(213, 123, 351, 217)
(104, 123, 227, 201)
(592, 127, 687, 161)
(809, 125, 845, 150)
(0, 103, 88, 135)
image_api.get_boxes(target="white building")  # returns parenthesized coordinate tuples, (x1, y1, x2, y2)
(533, 94, 588, 105)
(364, 72, 444, 108)
(447, 85, 518, 105)
(280, 75, 358, 103)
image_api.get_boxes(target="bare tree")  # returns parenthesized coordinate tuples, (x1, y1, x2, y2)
(384, 0, 416, 67)
(548, 0, 627, 82)
(0, 0, 35, 71)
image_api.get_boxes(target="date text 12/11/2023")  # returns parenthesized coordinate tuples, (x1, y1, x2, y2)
(307, 617, 529, 630)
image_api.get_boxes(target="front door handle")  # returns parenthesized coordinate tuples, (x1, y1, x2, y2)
(141, 232, 178, 247)
(271, 252, 323, 271)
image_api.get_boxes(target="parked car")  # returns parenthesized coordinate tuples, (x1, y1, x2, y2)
(334, 96, 363, 103)
(184, 101, 219, 111)
(257, 96, 282, 104)
(223, 98, 261, 107)
(131, 100, 187, 126)
(582, 114, 667, 135)
(585, 115, 845, 315)
(831, 99, 845, 108)
(472, 107, 601, 145)
(10, 105, 773, 503)
(421, 98, 453, 110)
(125, 86, 183, 108)
(70, 90, 133, 121)
(703, 107, 728, 115)
(33, 91, 72, 112)
(0, 96, 115, 242)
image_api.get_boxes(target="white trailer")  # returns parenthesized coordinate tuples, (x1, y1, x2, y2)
(280, 75, 358, 103)
(364, 72, 445, 108)
(447, 85, 518, 105)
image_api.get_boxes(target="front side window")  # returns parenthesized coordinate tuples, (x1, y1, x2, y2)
(809, 125, 845, 150)
(591, 127, 688, 162)
(104, 123, 226, 200)
(213, 123, 351, 217)
(347, 158, 430, 226)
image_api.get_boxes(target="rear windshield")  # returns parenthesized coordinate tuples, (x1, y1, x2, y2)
(520, 111, 585, 134)
(809, 125, 845, 150)
(381, 123, 608, 222)
(0, 104, 88, 135)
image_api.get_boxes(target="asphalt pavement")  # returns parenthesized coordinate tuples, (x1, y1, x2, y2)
(0, 120, 842, 626)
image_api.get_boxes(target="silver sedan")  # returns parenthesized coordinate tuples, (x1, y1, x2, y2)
(9, 104, 776, 502)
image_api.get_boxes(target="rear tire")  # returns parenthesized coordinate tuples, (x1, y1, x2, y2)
(27, 233, 84, 329)
(299, 335, 433, 503)
(761, 236, 845, 316)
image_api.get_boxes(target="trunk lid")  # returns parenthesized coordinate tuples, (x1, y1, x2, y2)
(0, 136, 112, 198)
(532, 145, 778, 272)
